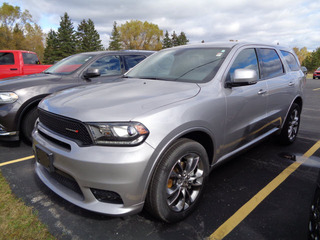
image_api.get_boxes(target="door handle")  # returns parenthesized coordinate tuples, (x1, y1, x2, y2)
(10, 68, 18, 71)
(258, 89, 267, 95)
(288, 82, 295, 86)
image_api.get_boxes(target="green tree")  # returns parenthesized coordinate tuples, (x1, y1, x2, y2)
(171, 31, 179, 47)
(108, 21, 121, 50)
(118, 20, 163, 50)
(12, 24, 25, 49)
(76, 19, 103, 52)
(162, 30, 172, 49)
(25, 23, 45, 59)
(302, 48, 320, 72)
(0, 3, 45, 59)
(293, 47, 310, 65)
(43, 29, 59, 64)
(56, 12, 76, 59)
(177, 31, 189, 46)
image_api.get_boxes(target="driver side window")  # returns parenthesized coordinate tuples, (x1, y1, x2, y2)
(227, 48, 259, 82)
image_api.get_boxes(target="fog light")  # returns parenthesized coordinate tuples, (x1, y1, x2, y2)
(91, 188, 123, 204)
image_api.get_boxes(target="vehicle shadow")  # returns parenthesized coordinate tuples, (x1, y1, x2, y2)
(0, 140, 21, 148)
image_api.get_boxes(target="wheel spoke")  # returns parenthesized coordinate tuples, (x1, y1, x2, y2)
(167, 185, 181, 205)
(184, 188, 192, 209)
(175, 160, 184, 173)
(185, 155, 199, 175)
(165, 149, 206, 213)
(172, 188, 186, 212)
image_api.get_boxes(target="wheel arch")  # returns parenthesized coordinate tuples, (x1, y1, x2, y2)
(143, 127, 215, 202)
(280, 96, 303, 130)
(17, 94, 49, 133)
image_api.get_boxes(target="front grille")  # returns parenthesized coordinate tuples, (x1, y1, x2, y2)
(38, 109, 93, 146)
(51, 170, 84, 199)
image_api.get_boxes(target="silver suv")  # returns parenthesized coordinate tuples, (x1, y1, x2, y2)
(32, 42, 305, 223)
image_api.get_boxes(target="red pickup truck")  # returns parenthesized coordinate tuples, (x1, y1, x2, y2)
(0, 50, 52, 79)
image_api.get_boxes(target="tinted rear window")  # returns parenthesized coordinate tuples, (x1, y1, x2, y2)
(280, 50, 300, 71)
(257, 48, 284, 79)
(0, 52, 14, 65)
(22, 53, 40, 64)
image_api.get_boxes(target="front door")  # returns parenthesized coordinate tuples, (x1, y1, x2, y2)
(222, 48, 268, 154)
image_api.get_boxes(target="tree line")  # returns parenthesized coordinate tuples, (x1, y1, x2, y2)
(0, 3, 190, 64)
(3, 2, 319, 70)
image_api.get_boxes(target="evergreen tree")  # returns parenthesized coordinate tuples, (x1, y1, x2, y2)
(56, 12, 76, 59)
(177, 31, 189, 46)
(162, 30, 172, 49)
(108, 21, 121, 50)
(76, 19, 103, 52)
(171, 31, 179, 47)
(302, 48, 320, 72)
(43, 29, 59, 64)
(12, 24, 25, 49)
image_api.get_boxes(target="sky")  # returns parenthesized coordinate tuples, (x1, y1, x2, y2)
(5, 0, 320, 51)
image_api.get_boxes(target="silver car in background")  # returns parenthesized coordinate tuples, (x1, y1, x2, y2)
(32, 42, 305, 223)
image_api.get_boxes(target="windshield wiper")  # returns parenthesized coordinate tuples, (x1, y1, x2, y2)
(173, 58, 224, 81)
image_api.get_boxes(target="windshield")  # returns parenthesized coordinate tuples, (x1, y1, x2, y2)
(44, 54, 94, 75)
(126, 47, 230, 83)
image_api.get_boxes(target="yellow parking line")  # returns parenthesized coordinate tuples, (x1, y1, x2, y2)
(209, 140, 320, 240)
(313, 88, 320, 91)
(0, 155, 34, 167)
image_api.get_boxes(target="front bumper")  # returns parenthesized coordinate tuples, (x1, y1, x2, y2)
(0, 124, 19, 141)
(313, 73, 320, 78)
(0, 103, 20, 141)
(32, 123, 155, 216)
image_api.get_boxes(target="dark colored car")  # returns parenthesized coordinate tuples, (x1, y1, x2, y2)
(0, 50, 154, 142)
(313, 67, 320, 79)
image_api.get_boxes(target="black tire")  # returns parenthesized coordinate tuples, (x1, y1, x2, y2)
(313, 76, 315, 79)
(21, 107, 38, 144)
(145, 138, 209, 223)
(277, 103, 301, 145)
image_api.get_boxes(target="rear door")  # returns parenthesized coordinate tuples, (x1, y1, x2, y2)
(223, 47, 268, 153)
(256, 48, 293, 130)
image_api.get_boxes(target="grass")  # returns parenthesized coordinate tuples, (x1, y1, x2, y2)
(0, 170, 55, 240)
(307, 73, 313, 79)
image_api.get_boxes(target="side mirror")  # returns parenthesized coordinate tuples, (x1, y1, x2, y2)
(84, 68, 101, 79)
(226, 69, 258, 88)
(301, 66, 308, 75)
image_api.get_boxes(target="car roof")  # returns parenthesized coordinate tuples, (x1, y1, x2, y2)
(0, 50, 37, 54)
(78, 50, 156, 55)
(168, 42, 293, 52)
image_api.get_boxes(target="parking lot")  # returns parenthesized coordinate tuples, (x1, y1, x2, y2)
(1, 78, 320, 240)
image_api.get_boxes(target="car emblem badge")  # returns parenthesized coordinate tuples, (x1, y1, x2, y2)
(65, 128, 79, 133)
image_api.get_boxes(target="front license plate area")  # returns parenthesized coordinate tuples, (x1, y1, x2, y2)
(35, 145, 54, 173)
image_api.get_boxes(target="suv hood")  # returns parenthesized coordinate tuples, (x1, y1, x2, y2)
(40, 78, 201, 122)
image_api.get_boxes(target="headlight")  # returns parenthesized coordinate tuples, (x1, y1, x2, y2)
(0, 92, 18, 103)
(88, 122, 149, 146)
